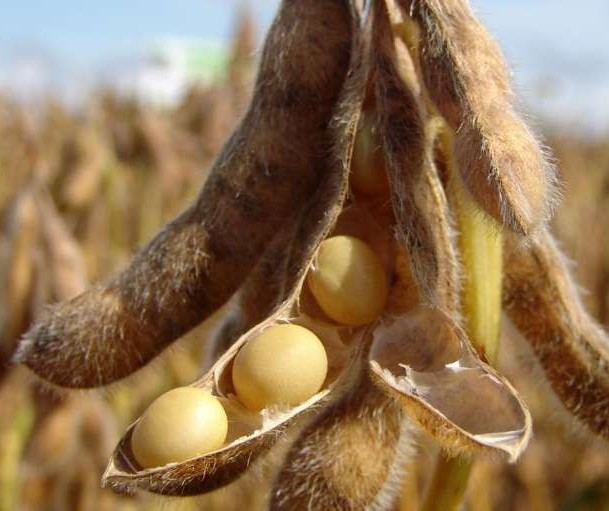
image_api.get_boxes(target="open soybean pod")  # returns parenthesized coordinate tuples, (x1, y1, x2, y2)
(102, 316, 358, 496)
(103, 0, 374, 496)
(102, 201, 405, 498)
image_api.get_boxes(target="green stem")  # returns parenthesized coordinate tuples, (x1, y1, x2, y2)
(458, 189, 503, 365)
(0, 387, 34, 511)
(421, 456, 473, 511)
(421, 170, 503, 511)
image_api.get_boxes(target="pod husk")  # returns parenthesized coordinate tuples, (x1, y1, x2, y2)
(503, 230, 609, 438)
(271, 350, 411, 511)
(369, 306, 531, 461)
(101, 198, 363, 495)
(374, 0, 459, 312)
(103, 0, 372, 496)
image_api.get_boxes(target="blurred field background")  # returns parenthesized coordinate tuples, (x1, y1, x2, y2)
(1, 2, 608, 511)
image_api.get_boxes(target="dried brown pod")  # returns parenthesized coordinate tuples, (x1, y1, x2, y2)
(551, 137, 609, 323)
(374, 0, 459, 311)
(103, 125, 368, 497)
(270, 364, 410, 511)
(227, 5, 258, 111)
(37, 194, 88, 302)
(400, 0, 557, 236)
(0, 106, 39, 204)
(176, 85, 237, 160)
(0, 188, 40, 376)
(17, 0, 355, 388)
(21, 395, 120, 511)
(137, 110, 190, 200)
(0, 190, 88, 378)
(503, 231, 609, 438)
(56, 125, 109, 211)
(22, 399, 82, 478)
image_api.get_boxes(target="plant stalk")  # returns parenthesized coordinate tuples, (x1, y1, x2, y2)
(421, 168, 503, 511)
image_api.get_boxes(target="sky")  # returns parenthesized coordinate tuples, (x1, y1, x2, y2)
(0, 1, 276, 63)
(0, 0, 607, 135)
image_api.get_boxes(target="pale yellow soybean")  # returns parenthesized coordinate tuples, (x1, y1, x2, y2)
(232, 324, 328, 411)
(307, 235, 388, 326)
(350, 113, 389, 195)
(131, 387, 228, 468)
